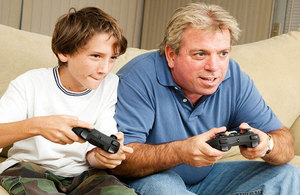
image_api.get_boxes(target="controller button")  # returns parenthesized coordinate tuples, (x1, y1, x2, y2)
(111, 140, 119, 147)
(81, 130, 89, 139)
(221, 146, 229, 151)
(250, 135, 258, 140)
(251, 142, 258, 147)
(107, 146, 115, 154)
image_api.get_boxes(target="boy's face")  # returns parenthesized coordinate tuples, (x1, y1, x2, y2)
(58, 33, 118, 92)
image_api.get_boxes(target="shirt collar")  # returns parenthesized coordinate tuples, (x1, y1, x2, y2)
(53, 66, 92, 96)
(155, 52, 179, 87)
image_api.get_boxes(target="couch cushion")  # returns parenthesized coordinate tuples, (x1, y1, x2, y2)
(290, 115, 300, 155)
(113, 48, 152, 73)
(0, 24, 56, 97)
(231, 30, 300, 127)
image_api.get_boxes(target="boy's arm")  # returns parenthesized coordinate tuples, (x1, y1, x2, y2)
(0, 115, 93, 148)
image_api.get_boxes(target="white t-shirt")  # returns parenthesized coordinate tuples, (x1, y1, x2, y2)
(0, 67, 118, 177)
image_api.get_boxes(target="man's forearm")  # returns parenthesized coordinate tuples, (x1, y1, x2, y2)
(262, 127, 294, 165)
(111, 141, 182, 178)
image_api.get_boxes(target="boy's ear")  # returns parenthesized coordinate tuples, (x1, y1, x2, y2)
(57, 53, 69, 63)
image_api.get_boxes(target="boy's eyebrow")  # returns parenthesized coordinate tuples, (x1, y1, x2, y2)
(91, 51, 120, 56)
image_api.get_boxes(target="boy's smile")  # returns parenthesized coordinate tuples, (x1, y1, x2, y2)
(58, 33, 118, 92)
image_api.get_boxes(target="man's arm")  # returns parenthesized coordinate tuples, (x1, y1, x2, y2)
(262, 127, 294, 165)
(110, 142, 181, 177)
(111, 127, 226, 178)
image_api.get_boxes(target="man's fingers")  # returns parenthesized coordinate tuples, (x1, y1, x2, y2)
(205, 126, 227, 140)
(239, 122, 251, 129)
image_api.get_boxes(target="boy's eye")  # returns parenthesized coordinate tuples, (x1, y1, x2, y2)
(111, 56, 118, 60)
(92, 54, 100, 58)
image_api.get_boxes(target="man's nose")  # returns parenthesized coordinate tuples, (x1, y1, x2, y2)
(204, 55, 218, 72)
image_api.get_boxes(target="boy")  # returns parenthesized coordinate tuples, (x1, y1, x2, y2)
(0, 7, 135, 194)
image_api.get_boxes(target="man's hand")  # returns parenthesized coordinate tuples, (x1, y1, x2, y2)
(238, 123, 269, 159)
(87, 132, 134, 169)
(176, 127, 227, 167)
(238, 123, 294, 165)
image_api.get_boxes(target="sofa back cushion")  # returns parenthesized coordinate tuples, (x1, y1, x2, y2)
(230, 30, 300, 127)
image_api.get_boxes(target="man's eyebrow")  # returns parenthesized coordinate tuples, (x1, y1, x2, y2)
(190, 48, 231, 53)
(189, 49, 207, 53)
(222, 47, 231, 51)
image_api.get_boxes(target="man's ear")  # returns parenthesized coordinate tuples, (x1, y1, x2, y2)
(57, 53, 69, 63)
(165, 45, 176, 69)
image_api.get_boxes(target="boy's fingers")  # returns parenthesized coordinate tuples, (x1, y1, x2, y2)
(74, 120, 94, 129)
(121, 145, 134, 154)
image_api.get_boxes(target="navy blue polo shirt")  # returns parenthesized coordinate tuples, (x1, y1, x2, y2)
(115, 51, 282, 185)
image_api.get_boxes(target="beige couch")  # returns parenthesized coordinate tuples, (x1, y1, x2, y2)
(0, 24, 299, 193)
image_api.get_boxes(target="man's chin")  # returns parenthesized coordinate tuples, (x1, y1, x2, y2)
(200, 87, 219, 96)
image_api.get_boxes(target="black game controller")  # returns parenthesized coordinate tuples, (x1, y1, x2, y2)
(206, 128, 260, 151)
(72, 127, 120, 154)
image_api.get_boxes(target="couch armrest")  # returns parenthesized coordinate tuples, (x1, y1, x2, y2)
(290, 115, 300, 156)
(0, 186, 9, 195)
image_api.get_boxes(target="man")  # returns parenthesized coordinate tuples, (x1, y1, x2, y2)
(113, 3, 299, 195)
(0, 7, 135, 194)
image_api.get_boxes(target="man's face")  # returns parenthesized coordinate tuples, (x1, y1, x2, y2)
(58, 33, 118, 92)
(166, 26, 231, 104)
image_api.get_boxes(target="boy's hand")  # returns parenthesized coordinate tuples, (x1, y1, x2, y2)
(31, 115, 93, 145)
(88, 132, 134, 169)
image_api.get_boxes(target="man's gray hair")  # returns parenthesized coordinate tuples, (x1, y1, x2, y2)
(159, 3, 241, 55)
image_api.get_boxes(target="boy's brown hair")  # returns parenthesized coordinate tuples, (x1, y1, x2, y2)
(52, 7, 127, 66)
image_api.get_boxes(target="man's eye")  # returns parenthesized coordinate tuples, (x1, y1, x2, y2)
(220, 52, 229, 56)
(196, 53, 205, 57)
